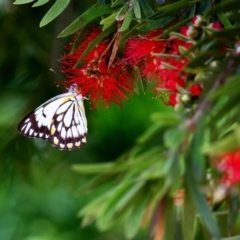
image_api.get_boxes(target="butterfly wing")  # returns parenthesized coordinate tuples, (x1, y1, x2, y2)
(18, 91, 88, 150)
(48, 93, 88, 150)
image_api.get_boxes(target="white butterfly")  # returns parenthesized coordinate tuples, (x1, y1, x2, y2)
(18, 84, 88, 150)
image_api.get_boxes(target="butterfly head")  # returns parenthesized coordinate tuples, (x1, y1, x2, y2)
(68, 84, 78, 93)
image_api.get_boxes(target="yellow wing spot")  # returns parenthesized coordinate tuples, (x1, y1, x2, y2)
(53, 137, 59, 145)
(60, 143, 65, 148)
(62, 96, 74, 103)
(75, 104, 79, 111)
(75, 141, 81, 147)
(82, 138, 87, 143)
(67, 143, 73, 149)
(50, 125, 56, 135)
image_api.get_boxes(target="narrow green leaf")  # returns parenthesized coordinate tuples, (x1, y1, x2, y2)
(100, 12, 118, 25)
(163, 127, 185, 149)
(40, 0, 70, 27)
(227, 191, 239, 234)
(217, 13, 232, 28)
(32, 0, 49, 7)
(196, 0, 210, 13)
(72, 162, 115, 174)
(136, 122, 164, 144)
(150, 112, 179, 124)
(97, 182, 134, 230)
(137, 16, 175, 32)
(133, 0, 141, 21)
(115, 3, 129, 19)
(202, 128, 240, 155)
(125, 192, 150, 239)
(186, 167, 221, 239)
(111, 0, 124, 7)
(206, 0, 240, 15)
(139, 0, 154, 18)
(102, 22, 114, 31)
(58, 4, 115, 37)
(189, 126, 205, 181)
(115, 181, 145, 212)
(13, 0, 33, 4)
(163, 196, 175, 240)
(159, 0, 200, 11)
(118, 10, 133, 32)
(183, 188, 196, 240)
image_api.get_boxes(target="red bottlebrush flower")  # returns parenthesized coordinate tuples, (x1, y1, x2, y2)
(61, 28, 134, 108)
(216, 150, 240, 186)
(157, 57, 188, 90)
(123, 29, 166, 76)
(180, 26, 198, 39)
(189, 83, 202, 96)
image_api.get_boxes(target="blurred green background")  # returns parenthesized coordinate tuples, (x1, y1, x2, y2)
(0, 1, 166, 239)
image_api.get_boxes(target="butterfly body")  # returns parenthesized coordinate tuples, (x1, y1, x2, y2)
(18, 85, 87, 150)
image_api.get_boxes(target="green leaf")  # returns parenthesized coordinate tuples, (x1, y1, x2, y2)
(13, 0, 34, 4)
(183, 188, 196, 240)
(100, 12, 118, 25)
(111, 0, 124, 7)
(217, 13, 232, 28)
(133, 0, 141, 21)
(227, 191, 239, 234)
(202, 126, 240, 155)
(163, 127, 185, 149)
(137, 16, 175, 32)
(206, 0, 240, 16)
(114, 181, 145, 212)
(118, 10, 133, 32)
(136, 122, 164, 144)
(150, 112, 179, 124)
(189, 124, 206, 181)
(40, 0, 70, 27)
(124, 192, 149, 239)
(72, 162, 115, 174)
(97, 182, 134, 230)
(139, 0, 154, 18)
(157, 0, 198, 11)
(186, 164, 221, 239)
(58, 4, 115, 37)
(163, 196, 175, 240)
(32, 0, 49, 7)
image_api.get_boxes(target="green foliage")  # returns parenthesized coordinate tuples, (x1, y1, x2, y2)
(40, 0, 70, 27)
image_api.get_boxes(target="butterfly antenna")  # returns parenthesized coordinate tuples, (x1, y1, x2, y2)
(50, 68, 65, 81)
(50, 68, 68, 89)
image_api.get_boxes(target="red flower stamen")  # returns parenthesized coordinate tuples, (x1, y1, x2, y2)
(61, 27, 134, 108)
(216, 150, 240, 186)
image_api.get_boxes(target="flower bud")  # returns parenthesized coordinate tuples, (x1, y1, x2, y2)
(192, 15, 205, 28)
(208, 22, 222, 30)
(189, 84, 202, 97)
(180, 26, 198, 39)
(181, 93, 191, 103)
